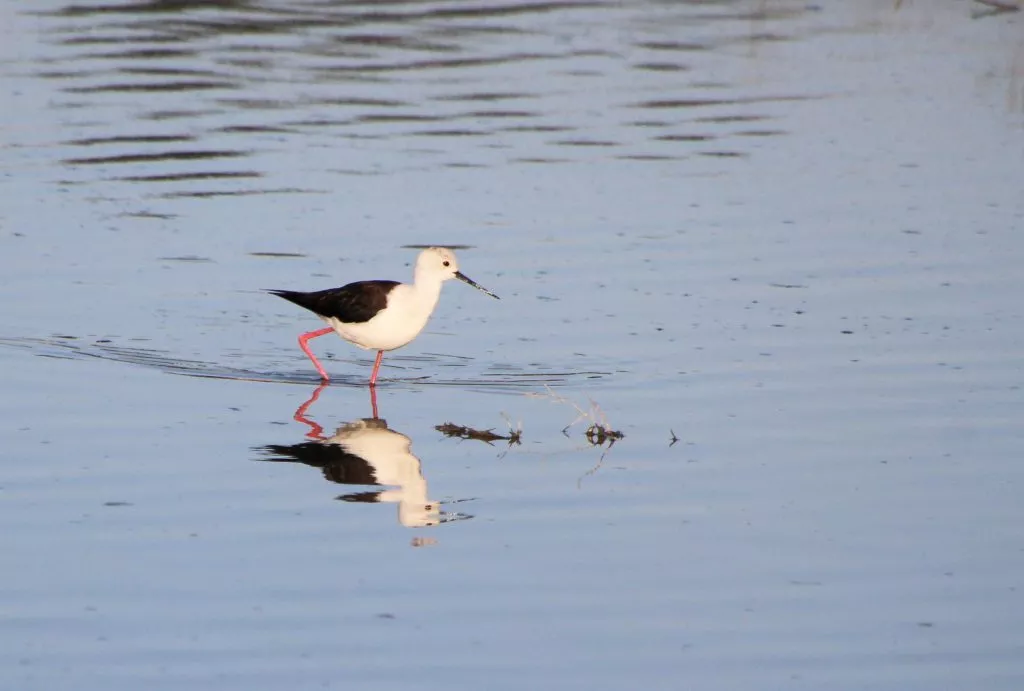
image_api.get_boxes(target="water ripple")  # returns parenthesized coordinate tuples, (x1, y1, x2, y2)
(0, 336, 608, 392)
(22, 0, 820, 200)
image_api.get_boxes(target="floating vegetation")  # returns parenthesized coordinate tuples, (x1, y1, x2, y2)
(436, 421, 522, 446)
(585, 423, 624, 447)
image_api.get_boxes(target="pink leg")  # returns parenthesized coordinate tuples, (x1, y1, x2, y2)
(298, 327, 334, 381)
(294, 382, 328, 439)
(369, 385, 379, 420)
(369, 350, 384, 386)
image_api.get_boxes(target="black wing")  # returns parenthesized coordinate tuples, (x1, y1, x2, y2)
(268, 280, 399, 324)
(258, 443, 380, 486)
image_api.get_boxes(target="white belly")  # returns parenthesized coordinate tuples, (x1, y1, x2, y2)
(324, 284, 436, 352)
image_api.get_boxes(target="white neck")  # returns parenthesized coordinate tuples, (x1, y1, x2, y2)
(412, 266, 445, 310)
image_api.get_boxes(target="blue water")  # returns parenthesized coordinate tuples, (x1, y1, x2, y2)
(1, 1, 1022, 689)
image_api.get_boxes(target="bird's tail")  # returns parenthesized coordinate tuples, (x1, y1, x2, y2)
(266, 289, 320, 312)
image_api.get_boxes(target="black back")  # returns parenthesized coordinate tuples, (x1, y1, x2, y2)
(268, 280, 399, 324)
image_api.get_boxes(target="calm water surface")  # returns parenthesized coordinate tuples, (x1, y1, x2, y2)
(1, 1, 1023, 689)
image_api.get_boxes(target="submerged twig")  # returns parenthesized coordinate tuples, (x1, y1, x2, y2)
(578, 452, 607, 488)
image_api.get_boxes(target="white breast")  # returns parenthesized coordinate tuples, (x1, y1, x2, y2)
(324, 283, 440, 352)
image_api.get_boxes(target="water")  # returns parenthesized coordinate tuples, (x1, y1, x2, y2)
(2, 1, 1023, 689)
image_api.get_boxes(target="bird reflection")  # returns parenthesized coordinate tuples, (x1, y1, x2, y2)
(258, 383, 471, 529)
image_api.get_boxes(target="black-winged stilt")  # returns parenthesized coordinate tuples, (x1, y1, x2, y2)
(262, 414, 442, 527)
(269, 247, 498, 385)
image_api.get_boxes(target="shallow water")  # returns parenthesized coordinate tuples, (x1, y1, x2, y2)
(2, 1, 1023, 689)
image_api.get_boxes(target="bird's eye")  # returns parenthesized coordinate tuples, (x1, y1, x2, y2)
(442, 260, 450, 267)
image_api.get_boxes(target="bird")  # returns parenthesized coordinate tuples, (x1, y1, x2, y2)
(260, 417, 452, 528)
(269, 247, 499, 385)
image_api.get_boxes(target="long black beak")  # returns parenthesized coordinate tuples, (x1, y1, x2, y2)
(455, 271, 499, 299)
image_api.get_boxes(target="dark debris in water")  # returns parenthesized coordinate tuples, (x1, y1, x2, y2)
(584, 424, 624, 447)
(436, 422, 522, 446)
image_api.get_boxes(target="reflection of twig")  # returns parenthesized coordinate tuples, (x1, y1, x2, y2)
(577, 449, 609, 489)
